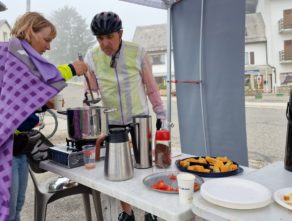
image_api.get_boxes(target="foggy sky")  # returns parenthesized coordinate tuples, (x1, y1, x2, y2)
(1, 0, 258, 40)
(0, 0, 167, 40)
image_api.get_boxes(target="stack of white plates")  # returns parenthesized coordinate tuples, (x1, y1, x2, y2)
(199, 178, 272, 209)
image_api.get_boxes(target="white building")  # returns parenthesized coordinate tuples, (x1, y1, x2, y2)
(132, 24, 177, 94)
(0, 20, 10, 41)
(245, 13, 272, 92)
(133, 0, 292, 93)
(256, 0, 292, 91)
(132, 24, 172, 87)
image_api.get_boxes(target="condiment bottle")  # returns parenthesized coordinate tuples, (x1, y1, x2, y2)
(155, 130, 171, 168)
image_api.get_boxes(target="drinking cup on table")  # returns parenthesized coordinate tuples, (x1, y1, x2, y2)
(53, 94, 64, 111)
(82, 145, 96, 170)
(177, 173, 196, 204)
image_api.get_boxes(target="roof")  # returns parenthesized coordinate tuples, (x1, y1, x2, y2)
(0, 20, 11, 30)
(246, 0, 258, 14)
(133, 12, 266, 52)
(245, 13, 266, 43)
(132, 24, 166, 52)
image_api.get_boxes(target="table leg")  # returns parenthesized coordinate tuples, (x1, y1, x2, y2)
(92, 190, 103, 221)
(82, 194, 92, 221)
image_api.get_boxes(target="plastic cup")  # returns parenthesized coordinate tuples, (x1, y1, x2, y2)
(177, 173, 196, 204)
(82, 145, 96, 170)
(53, 94, 64, 111)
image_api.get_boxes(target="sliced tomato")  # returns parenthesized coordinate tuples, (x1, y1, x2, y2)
(156, 180, 166, 188)
(168, 174, 177, 180)
(151, 184, 158, 189)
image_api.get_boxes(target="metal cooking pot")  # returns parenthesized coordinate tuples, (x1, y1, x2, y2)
(66, 106, 115, 140)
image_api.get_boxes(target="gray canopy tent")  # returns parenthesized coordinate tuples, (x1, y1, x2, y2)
(120, 0, 248, 166)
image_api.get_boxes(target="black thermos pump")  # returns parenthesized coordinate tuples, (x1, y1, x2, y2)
(285, 89, 292, 171)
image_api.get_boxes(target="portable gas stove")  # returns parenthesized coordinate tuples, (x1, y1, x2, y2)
(49, 138, 105, 168)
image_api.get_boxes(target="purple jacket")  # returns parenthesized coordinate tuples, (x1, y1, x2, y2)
(0, 38, 66, 221)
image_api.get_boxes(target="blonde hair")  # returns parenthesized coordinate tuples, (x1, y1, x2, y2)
(11, 12, 57, 42)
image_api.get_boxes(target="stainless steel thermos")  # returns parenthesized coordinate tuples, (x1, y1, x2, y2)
(131, 115, 152, 169)
(285, 89, 292, 171)
(104, 128, 133, 181)
(103, 114, 153, 181)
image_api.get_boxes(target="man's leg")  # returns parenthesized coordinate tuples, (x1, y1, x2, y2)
(118, 201, 135, 221)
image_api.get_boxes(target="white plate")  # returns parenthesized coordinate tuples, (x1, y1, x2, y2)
(273, 187, 292, 210)
(200, 178, 272, 209)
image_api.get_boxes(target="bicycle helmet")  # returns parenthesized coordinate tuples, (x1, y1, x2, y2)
(91, 11, 122, 36)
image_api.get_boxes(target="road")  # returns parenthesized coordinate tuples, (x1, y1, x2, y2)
(57, 83, 288, 169)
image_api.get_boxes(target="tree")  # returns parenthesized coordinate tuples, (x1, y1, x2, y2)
(46, 6, 95, 64)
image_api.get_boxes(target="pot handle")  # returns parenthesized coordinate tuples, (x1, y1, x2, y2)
(57, 110, 67, 115)
(96, 133, 106, 161)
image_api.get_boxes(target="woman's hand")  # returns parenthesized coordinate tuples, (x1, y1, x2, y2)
(72, 60, 88, 76)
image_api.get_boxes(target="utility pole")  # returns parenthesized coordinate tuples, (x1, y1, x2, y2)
(26, 0, 30, 12)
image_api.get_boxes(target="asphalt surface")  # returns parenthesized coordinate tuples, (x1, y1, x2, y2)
(20, 84, 290, 221)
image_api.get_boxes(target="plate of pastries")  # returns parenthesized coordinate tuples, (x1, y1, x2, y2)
(175, 156, 243, 177)
(273, 188, 292, 210)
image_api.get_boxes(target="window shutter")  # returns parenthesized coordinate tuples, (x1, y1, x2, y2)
(250, 52, 255, 65)
(284, 40, 292, 51)
(283, 9, 292, 28)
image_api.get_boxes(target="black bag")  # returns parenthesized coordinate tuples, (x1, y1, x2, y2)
(28, 132, 53, 161)
(27, 132, 54, 173)
(13, 130, 42, 156)
(13, 130, 54, 173)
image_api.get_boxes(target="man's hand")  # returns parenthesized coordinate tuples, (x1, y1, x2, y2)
(45, 100, 54, 109)
(72, 60, 88, 76)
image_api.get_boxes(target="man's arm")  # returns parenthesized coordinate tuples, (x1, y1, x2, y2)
(141, 54, 166, 120)
(84, 50, 99, 92)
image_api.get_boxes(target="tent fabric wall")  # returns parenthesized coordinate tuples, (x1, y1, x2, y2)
(172, 0, 248, 166)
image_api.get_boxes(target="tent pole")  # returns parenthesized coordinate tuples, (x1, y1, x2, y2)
(26, 0, 31, 12)
(166, 5, 172, 130)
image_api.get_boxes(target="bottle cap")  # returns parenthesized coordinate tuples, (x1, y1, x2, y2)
(155, 130, 170, 141)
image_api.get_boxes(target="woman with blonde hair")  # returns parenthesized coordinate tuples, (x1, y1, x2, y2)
(0, 12, 87, 221)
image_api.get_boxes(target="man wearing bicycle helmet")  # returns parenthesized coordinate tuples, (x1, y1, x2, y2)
(84, 11, 165, 221)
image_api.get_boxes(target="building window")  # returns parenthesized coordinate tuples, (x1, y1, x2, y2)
(280, 72, 292, 85)
(245, 52, 249, 65)
(250, 52, 255, 64)
(3, 32, 8, 41)
(245, 51, 255, 65)
(151, 54, 165, 65)
(284, 39, 292, 51)
(283, 9, 292, 29)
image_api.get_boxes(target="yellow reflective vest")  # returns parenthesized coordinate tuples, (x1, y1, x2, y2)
(87, 41, 150, 125)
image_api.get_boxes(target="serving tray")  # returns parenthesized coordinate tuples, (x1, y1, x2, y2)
(175, 156, 243, 178)
(143, 171, 204, 194)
